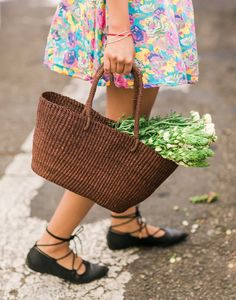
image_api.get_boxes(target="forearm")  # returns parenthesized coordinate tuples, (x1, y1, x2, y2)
(106, 0, 131, 32)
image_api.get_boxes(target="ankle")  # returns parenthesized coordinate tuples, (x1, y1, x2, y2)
(111, 218, 140, 234)
(36, 233, 69, 254)
(111, 207, 137, 219)
(111, 216, 135, 225)
(36, 241, 69, 256)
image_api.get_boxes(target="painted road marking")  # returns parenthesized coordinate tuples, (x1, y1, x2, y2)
(0, 80, 140, 300)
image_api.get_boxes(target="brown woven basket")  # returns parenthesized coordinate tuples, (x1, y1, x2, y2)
(31, 63, 178, 212)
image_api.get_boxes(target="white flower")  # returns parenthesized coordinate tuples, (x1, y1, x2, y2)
(204, 123, 215, 136)
(155, 146, 162, 152)
(203, 113, 212, 124)
(163, 131, 170, 141)
(148, 137, 154, 143)
(190, 111, 200, 121)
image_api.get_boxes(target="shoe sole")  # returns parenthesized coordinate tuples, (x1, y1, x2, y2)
(25, 263, 37, 274)
(24, 256, 109, 284)
(107, 233, 188, 250)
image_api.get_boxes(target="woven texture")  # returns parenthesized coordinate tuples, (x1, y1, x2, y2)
(31, 63, 178, 212)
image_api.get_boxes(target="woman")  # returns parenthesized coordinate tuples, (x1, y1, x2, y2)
(25, 0, 199, 284)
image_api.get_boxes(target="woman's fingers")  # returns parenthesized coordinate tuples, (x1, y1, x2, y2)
(104, 57, 111, 74)
(110, 57, 117, 73)
(116, 61, 125, 74)
(104, 49, 134, 75)
(123, 61, 133, 75)
(104, 59, 133, 75)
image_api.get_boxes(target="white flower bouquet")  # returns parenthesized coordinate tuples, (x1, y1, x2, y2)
(109, 111, 217, 167)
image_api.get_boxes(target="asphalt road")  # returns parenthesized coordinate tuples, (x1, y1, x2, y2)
(0, 0, 235, 299)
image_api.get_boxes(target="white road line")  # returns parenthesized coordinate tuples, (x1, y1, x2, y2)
(0, 79, 139, 300)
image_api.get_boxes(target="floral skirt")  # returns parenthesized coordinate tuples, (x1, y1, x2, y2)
(43, 0, 199, 88)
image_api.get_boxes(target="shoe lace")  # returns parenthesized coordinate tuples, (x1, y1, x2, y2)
(36, 225, 85, 272)
(111, 206, 150, 238)
(70, 225, 84, 256)
(135, 208, 148, 237)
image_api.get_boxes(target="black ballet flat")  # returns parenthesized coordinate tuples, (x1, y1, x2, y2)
(25, 226, 109, 284)
(107, 206, 188, 250)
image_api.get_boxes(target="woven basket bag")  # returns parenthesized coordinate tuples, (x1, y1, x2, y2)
(31, 63, 178, 212)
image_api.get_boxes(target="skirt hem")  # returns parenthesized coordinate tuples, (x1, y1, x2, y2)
(43, 61, 198, 89)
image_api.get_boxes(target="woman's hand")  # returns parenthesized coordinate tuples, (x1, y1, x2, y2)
(104, 34, 135, 76)
(104, 0, 135, 76)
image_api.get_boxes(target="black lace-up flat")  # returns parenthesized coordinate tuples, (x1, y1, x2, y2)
(25, 225, 109, 284)
(107, 206, 188, 250)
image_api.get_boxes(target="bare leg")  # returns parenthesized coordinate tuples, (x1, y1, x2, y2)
(106, 81, 165, 238)
(36, 190, 95, 274)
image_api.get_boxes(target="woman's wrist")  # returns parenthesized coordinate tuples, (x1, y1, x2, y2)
(107, 24, 131, 34)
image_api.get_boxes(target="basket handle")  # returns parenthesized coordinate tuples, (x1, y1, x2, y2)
(82, 62, 144, 152)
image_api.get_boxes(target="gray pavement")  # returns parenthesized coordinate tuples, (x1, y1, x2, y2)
(0, 0, 236, 299)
